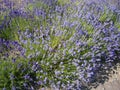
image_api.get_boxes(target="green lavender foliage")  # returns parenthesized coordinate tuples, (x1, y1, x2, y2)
(0, 0, 120, 90)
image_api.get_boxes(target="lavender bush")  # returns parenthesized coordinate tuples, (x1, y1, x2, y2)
(0, 0, 120, 90)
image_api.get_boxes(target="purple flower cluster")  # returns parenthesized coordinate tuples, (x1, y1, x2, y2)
(0, 38, 25, 59)
(69, 1, 120, 87)
(1, 0, 120, 90)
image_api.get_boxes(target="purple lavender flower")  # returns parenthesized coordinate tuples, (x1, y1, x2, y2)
(2, 88, 6, 90)
(12, 86, 16, 90)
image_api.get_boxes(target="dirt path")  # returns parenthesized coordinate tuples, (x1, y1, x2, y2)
(92, 64, 120, 90)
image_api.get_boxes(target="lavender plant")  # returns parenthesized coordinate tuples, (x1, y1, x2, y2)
(0, 0, 120, 90)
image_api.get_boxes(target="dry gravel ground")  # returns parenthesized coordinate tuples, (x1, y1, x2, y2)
(92, 63, 120, 90)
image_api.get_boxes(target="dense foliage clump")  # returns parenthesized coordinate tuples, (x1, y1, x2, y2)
(0, 0, 120, 90)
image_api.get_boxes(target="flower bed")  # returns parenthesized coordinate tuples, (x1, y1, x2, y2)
(0, 0, 120, 90)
